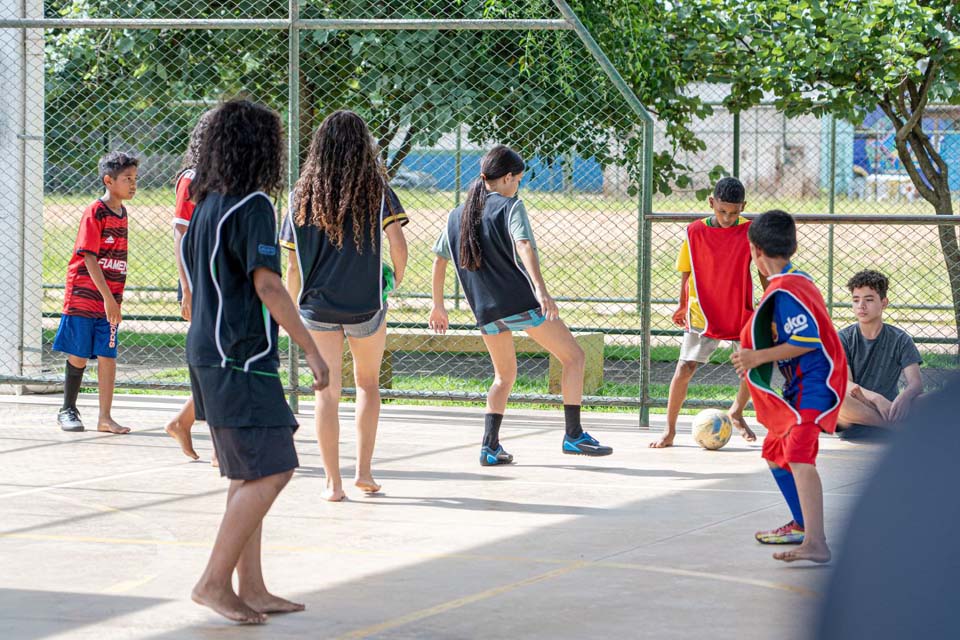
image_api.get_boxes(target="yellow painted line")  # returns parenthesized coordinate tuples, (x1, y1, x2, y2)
(332, 562, 588, 640)
(0, 532, 816, 599)
(102, 573, 160, 594)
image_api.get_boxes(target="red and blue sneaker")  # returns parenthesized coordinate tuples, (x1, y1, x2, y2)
(755, 520, 805, 545)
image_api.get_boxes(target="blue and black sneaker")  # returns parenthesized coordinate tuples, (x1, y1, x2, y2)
(563, 431, 612, 456)
(480, 445, 514, 466)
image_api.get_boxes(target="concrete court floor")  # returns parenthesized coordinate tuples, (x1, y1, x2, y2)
(0, 393, 882, 640)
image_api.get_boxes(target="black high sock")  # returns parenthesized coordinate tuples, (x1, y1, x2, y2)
(483, 413, 504, 449)
(564, 404, 583, 439)
(62, 361, 85, 411)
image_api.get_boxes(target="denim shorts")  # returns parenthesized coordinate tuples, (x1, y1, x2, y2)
(302, 305, 387, 339)
(480, 308, 546, 335)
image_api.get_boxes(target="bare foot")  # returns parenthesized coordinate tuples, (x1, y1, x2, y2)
(773, 541, 831, 564)
(165, 419, 199, 460)
(355, 477, 382, 494)
(192, 582, 267, 624)
(97, 418, 131, 434)
(729, 414, 757, 442)
(649, 430, 675, 448)
(322, 488, 346, 502)
(239, 590, 305, 614)
(211, 450, 219, 468)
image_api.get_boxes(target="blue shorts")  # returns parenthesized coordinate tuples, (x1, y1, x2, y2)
(52, 315, 119, 359)
(480, 308, 546, 335)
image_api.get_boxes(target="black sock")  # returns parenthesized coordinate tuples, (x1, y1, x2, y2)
(62, 361, 85, 411)
(564, 405, 583, 439)
(483, 413, 504, 449)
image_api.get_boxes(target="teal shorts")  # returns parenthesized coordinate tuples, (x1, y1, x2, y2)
(480, 308, 546, 335)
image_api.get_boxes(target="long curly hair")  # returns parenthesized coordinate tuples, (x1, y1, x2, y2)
(189, 99, 285, 202)
(178, 109, 216, 175)
(293, 110, 386, 253)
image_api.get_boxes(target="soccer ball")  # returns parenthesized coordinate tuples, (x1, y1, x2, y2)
(691, 409, 733, 450)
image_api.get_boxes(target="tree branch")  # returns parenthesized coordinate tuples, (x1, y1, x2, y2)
(879, 101, 938, 204)
(386, 120, 419, 179)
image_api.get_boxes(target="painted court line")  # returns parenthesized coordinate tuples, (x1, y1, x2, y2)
(0, 460, 190, 500)
(331, 562, 589, 640)
(0, 531, 816, 598)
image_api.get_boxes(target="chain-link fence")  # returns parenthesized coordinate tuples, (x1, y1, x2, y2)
(0, 1, 653, 412)
(1, 2, 958, 418)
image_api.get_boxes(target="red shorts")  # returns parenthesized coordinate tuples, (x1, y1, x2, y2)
(762, 420, 822, 472)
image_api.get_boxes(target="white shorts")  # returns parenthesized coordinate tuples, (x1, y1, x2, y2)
(679, 331, 738, 364)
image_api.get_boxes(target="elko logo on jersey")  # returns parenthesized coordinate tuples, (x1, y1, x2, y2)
(98, 257, 127, 274)
(784, 313, 809, 335)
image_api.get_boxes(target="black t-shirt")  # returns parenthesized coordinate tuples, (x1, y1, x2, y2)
(182, 191, 282, 372)
(441, 193, 541, 326)
(838, 323, 923, 401)
(279, 187, 407, 324)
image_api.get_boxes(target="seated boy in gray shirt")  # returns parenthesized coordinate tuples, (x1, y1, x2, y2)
(837, 270, 923, 430)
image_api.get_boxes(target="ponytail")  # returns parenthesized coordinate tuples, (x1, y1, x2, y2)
(459, 178, 487, 271)
(457, 145, 526, 272)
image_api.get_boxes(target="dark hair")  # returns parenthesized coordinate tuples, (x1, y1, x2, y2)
(460, 145, 526, 271)
(189, 99, 284, 202)
(847, 270, 889, 299)
(747, 209, 797, 259)
(294, 110, 386, 253)
(713, 176, 745, 204)
(98, 151, 138, 182)
(179, 110, 216, 175)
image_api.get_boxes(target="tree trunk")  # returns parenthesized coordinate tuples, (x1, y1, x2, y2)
(933, 198, 960, 355)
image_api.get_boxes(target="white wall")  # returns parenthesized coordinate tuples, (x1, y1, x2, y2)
(0, 0, 45, 389)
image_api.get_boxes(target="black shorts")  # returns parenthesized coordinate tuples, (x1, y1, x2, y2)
(209, 425, 299, 480)
(189, 364, 297, 429)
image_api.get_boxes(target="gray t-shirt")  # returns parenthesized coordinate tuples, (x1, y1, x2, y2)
(838, 323, 922, 401)
(433, 199, 535, 260)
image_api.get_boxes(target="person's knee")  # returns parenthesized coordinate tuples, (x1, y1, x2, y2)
(674, 360, 698, 379)
(561, 344, 585, 371)
(317, 379, 342, 405)
(353, 370, 380, 394)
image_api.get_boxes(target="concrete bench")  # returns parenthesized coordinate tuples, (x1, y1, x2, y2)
(339, 331, 605, 395)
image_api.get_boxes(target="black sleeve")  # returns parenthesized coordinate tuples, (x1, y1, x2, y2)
(279, 212, 296, 250)
(228, 194, 282, 277)
(382, 186, 409, 229)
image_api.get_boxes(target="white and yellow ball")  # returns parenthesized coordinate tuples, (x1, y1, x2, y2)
(691, 409, 733, 450)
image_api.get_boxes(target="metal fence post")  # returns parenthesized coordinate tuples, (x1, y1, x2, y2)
(551, 0, 656, 424)
(287, 0, 300, 412)
(827, 116, 837, 318)
(454, 125, 462, 310)
(732, 111, 740, 177)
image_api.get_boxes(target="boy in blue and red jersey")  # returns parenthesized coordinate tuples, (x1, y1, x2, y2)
(731, 210, 847, 564)
(54, 151, 138, 434)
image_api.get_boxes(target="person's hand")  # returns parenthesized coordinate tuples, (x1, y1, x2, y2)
(889, 394, 912, 423)
(429, 305, 449, 334)
(105, 298, 122, 326)
(180, 290, 192, 322)
(537, 289, 560, 321)
(671, 306, 686, 327)
(730, 348, 760, 379)
(305, 350, 330, 391)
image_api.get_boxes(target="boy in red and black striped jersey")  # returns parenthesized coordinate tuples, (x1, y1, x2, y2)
(53, 151, 138, 433)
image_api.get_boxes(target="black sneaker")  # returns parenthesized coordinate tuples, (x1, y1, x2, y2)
(562, 431, 613, 456)
(57, 407, 84, 432)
